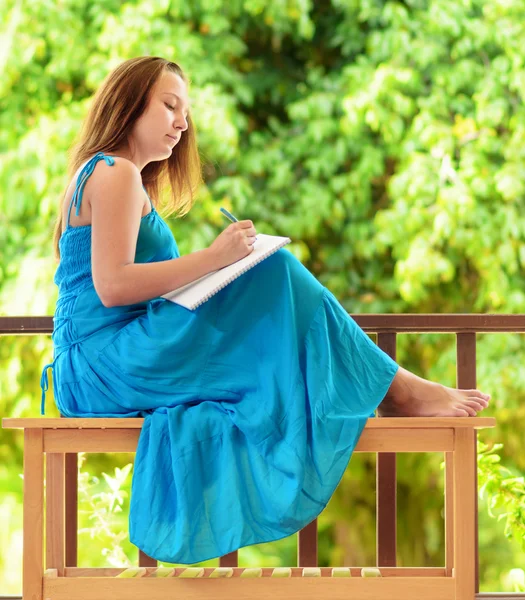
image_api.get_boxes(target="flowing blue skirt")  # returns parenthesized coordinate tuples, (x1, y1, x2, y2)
(51, 249, 398, 564)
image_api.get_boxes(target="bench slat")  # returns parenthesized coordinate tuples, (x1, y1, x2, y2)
(2, 416, 496, 430)
(43, 575, 455, 600)
(39, 427, 461, 453)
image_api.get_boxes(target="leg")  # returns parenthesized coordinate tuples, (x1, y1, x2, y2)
(24, 429, 44, 600)
(46, 453, 65, 576)
(65, 453, 78, 566)
(453, 428, 476, 599)
(377, 366, 490, 417)
(445, 451, 454, 577)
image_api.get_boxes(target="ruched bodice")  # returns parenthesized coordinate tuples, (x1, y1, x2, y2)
(55, 211, 179, 294)
(41, 150, 399, 565)
(55, 153, 179, 297)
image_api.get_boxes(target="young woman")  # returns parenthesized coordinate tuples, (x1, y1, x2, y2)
(41, 56, 490, 564)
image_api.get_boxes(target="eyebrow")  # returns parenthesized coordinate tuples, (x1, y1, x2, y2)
(162, 92, 191, 111)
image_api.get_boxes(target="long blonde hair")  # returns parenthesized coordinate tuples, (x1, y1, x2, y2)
(53, 56, 202, 258)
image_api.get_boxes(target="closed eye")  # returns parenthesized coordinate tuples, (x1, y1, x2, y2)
(165, 102, 176, 111)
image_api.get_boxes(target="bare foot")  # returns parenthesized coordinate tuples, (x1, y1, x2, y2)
(377, 367, 491, 417)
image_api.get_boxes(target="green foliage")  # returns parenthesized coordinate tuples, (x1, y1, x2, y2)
(1, 0, 525, 594)
(78, 455, 134, 567)
(478, 442, 525, 554)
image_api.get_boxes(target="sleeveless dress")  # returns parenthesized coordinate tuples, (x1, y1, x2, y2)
(40, 151, 399, 565)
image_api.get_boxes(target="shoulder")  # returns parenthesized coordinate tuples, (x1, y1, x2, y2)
(89, 155, 142, 190)
(83, 156, 145, 222)
(84, 155, 144, 213)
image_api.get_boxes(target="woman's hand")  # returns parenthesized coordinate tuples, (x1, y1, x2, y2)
(207, 220, 257, 270)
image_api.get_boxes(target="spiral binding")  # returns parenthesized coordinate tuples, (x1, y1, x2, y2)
(191, 237, 291, 309)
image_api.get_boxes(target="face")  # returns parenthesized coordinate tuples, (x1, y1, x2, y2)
(130, 70, 190, 162)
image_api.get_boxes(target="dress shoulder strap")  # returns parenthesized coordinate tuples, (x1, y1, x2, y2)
(66, 152, 115, 228)
(142, 185, 154, 211)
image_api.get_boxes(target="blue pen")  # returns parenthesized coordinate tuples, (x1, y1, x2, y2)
(220, 207, 238, 223)
(220, 207, 257, 241)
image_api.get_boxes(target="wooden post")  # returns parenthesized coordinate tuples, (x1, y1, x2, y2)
(456, 332, 478, 592)
(219, 550, 238, 568)
(453, 427, 476, 600)
(139, 549, 157, 567)
(61, 404, 78, 568)
(376, 332, 397, 567)
(298, 519, 318, 567)
(46, 453, 65, 576)
(444, 451, 454, 577)
(24, 428, 44, 600)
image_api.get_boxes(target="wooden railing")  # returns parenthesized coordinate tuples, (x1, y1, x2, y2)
(2, 314, 525, 598)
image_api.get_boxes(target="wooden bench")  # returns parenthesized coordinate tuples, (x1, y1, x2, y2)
(2, 415, 496, 600)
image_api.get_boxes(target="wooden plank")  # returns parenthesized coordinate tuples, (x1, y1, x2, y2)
(63, 566, 447, 577)
(219, 551, 238, 568)
(444, 452, 454, 577)
(354, 314, 525, 333)
(40, 428, 457, 454)
(24, 428, 44, 600)
(0, 316, 53, 334)
(376, 452, 396, 566)
(138, 550, 157, 568)
(357, 429, 454, 452)
(2, 418, 145, 429)
(44, 430, 140, 453)
(44, 576, 455, 600)
(454, 427, 476, 600)
(65, 453, 78, 567)
(376, 332, 397, 567)
(456, 332, 479, 594)
(297, 520, 317, 567)
(3, 416, 497, 430)
(46, 453, 65, 576)
(4, 313, 525, 334)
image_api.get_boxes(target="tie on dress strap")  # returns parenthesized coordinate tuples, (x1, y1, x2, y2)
(69, 152, 115, 222)
(40, 362, 54, 415)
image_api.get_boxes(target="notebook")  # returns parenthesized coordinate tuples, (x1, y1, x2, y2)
(162, 233, 291, 310)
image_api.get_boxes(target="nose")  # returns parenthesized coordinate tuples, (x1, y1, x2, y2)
(174, 114, 188, 133)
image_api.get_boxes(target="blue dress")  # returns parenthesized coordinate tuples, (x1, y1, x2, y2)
(40, 152, 399, 565)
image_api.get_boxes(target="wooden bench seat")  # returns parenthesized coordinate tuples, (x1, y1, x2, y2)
(2, 416, 496, 600)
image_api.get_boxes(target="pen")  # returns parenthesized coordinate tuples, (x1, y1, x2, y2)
(220, 207, 257, 241)
(220, 207, 238, 223)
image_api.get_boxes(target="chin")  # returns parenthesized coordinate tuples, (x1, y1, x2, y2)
(153, 149, 173, 162)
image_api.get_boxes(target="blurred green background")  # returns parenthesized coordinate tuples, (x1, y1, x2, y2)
(1, 0, 524, 594)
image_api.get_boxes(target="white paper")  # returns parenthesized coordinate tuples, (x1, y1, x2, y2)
(162, 233, 291, 310)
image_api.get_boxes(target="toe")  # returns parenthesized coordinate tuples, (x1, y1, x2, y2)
(454, 408, 470, 417)
(457, 402, 477, 416)
(472, 389, 491, 401)
(462, 390, 490, 406)
(464, 399, 484, 413)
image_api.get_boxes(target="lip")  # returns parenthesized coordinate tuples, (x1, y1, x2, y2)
(166, 134, 178, 142)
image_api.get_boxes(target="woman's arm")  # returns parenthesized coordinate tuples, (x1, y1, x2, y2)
(89, 158, 243, 308)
